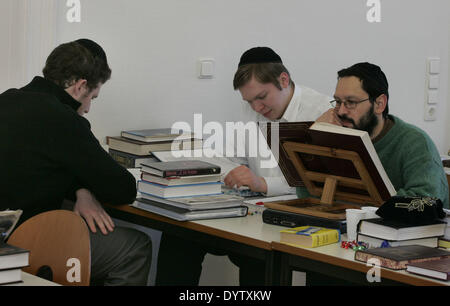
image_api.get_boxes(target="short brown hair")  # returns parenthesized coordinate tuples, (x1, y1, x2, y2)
(42, 41, 111, 91)
(233, 63, 293, 90)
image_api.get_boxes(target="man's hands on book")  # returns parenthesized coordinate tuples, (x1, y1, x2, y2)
(315, 109, 343, 126)
(74, 188, 115, 235)
(224, 165, 268, 193)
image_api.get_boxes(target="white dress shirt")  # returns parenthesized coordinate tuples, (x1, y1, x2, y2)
(242, 83, 331, 196)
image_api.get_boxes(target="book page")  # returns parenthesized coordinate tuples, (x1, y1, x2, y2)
(0, 210, 23, 240)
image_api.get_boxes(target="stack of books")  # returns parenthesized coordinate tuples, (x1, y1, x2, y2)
(0, 243, 29, 285)
(356, 218, 447, 248)
(106, 128, 202, 168)
(133, 160, 248, 221)
(138, 160, 222, 198)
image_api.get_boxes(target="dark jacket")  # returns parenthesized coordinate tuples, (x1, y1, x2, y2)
(0, 77, 136, 223)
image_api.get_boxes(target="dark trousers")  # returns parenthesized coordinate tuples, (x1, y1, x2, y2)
(61, 201, 152, 286)
(155, 233, 265, 286)
(89, 226, 152, 286)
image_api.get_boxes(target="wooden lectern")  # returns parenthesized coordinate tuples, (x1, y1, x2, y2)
(263, 122, 392, 221)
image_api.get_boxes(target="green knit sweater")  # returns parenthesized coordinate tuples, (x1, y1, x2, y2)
(296, 115, 449, 208)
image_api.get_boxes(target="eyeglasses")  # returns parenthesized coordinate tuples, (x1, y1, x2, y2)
(329, 98, 370, 110)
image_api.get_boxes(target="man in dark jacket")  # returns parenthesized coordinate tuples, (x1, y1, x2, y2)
(0, 39, 152, 285)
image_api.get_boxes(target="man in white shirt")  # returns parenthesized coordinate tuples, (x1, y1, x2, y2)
(224, 47, 331, 196)
(156, 47, 332, 286)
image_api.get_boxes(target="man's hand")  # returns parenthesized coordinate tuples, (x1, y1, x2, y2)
(224, 165, 268, 193)
(315, 109, 343, 126)
(74, 188, 115, 235)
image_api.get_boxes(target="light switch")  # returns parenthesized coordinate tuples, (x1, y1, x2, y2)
(424, 105, 437, 121)
(428, 58, 440, 74)
(198, 59, 214, 79)
(428, 75, 439, 89)
(427, 90, 438, 104)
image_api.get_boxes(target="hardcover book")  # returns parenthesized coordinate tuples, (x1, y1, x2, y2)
(141, 160, 220, 178)
(354, 245, 450, 270)
(108, 148, 158, 168)
(0, 243, 29, 270)
(280, 226, 341, 248)
(307, 122, 396, 200)
(357, 218, 446, 241)
(265, 121, 396, 204)
(121, 128, 193, 143)
(137, 193, 244, 211)
(137, 180, 222, 198)
(131, 198, 248, 221)
(106, 136, 203, 156)
(406, 257, 450, 281)
(141, 172, 222, 186)
(0, 268, 22, 285)
(357, 233, 439, 248)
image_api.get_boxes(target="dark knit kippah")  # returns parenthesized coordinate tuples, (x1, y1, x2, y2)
(238, 47, 282, 67)
(76, 38, 108, 63)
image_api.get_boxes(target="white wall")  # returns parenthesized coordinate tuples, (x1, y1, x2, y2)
(43, 0, 450, 154)
(2, 1, 449, 151)
(2, 0, 450, 285)
(0, 0, 27, 92)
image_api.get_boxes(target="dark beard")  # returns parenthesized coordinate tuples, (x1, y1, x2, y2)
(338, 104, 379, 136)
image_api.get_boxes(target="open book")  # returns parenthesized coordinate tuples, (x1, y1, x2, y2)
(0, 210, 22, 241)
(265, 121, 396, 206)
(308, 122, 396, 200)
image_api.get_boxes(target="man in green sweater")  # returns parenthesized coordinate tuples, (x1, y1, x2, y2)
(310, 62, 449, 208)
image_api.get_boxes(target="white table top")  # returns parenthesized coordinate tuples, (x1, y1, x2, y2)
(193, 206, 284, 247)
(5, 272, 60, 286)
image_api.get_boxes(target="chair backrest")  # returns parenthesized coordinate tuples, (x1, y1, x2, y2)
(8, 210, 91, 286)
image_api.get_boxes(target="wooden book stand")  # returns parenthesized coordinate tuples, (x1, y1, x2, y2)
(264, 141, 384, 220)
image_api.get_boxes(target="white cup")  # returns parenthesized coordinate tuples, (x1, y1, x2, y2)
(361, 206, 379, 219)
(345, 209, 367, 241)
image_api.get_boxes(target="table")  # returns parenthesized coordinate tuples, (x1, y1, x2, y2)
(105, 204, 286, 285)
(106, 204, 449, 286)
(272, 234, 449, 286)
(4, 272, 60, 286)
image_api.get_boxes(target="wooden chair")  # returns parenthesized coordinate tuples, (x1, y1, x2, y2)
(8, 210, 91, 286)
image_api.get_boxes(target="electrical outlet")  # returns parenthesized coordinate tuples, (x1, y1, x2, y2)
(424, 105, 437, 121)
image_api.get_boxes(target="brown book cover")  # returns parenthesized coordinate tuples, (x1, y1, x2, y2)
(406, 257, 450, 280)
(265, 121, 313, 187)
(354, 245, 450, 270)
(266, 121, 396, 203)
(308, 123, 394, 201)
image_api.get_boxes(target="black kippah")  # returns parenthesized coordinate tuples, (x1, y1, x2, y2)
(238, 47, 282, 67)
(75, 38, 108, 63)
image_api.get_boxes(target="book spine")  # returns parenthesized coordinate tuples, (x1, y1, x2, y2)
(109, 150, 136, 168)
(311, 230, 340, 247)
(163, 168, 220, 177)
